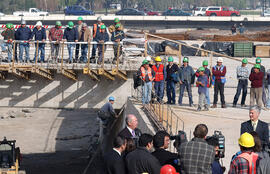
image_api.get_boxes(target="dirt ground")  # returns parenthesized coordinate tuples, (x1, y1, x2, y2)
(0, 108, 99, 174)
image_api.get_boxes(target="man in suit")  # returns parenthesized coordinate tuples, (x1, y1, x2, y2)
(118, 114, 142, 139)
(104, 136, 127, 174)
(241, 105, 269, 147)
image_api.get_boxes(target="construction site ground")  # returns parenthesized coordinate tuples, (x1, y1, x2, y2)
(0, 108, 99, 174)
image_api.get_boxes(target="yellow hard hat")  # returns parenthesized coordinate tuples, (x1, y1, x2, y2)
(155, 56, 162, 62)
(238, 132, 255, 148)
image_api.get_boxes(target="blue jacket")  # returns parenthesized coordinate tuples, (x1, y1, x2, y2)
(63, 27, 78, 42)
(31, 27, 46, 41)
(94, 31, 109, 43)
(178, 65, 195, 84)
(16, 26, 32, 41)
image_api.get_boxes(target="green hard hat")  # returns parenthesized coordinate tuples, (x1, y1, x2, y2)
(202, 60, 208, 66)
(198, 67, 205, 72)
(101, 25, 106, 29)
(56, 21, 62, 26)
(115, 23, 121, 28)
(142, 59, 149, 65)
(10, 23, 14, 28)
(254, 64, 261, 69)
(114, 18, 120, 23)
(78, 16, 83, 21)
(256, 57, 261, 63)
(6, 23, 11, 29)
(242, 58, 248, 64)
(168, 56, 174, 62)
(183, 57, 189, 62)
(68, 21, 74, 29)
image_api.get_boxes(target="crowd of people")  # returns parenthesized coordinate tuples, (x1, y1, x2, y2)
(0, 16, 126, 64)
(136, 55, 270, 111)
(99, 95, 270, 174)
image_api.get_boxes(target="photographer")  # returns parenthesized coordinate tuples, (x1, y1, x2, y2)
(152, 131, 180, 172)
(179, 124, 215, 174)
(206, 136, 225, 174)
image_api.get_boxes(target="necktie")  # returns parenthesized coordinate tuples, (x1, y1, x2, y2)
(132, 130, 135, 137)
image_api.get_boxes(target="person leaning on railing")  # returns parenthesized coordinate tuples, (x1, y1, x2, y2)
(94, 25, 109, 65)
(1, 23, 15, 63)
(75, 16, 83, 62)
(63, 21, 78, 64)
(49, 21, 63, 63)
(31, 21, 46, 63)
(78, 23, 92, 63)
(111, 23, 126, 64)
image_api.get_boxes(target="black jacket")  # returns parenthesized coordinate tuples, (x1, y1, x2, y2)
(126, 147, 161, 174)
(152, 148, 180, 172)
(241, 120, 269, 146)
(111, 30, 125, 41)
(118, 127, 142, 139)
(104, 149, 126, 174)
(94, 31, 109, 43)
(166, 64, 179, 81)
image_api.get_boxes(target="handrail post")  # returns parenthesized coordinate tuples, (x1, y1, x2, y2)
(87, 41, 91, 70)
(102, 43, 105, 69)
(116, 42, 121, 69)
(61, 41, 64, 71)
(178, 43, 182, 65)
(35, 40, 39, 66)
(144, 33, 148, 57)
(12, 41, 16, 70)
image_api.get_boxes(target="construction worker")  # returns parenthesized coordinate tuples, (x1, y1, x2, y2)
(152, 56, 166, 103)
(75, 16, 83, 62)
(160, 165, 179, 174)
(63, 21, 78, 64)
(32, 21, 46, 63)
(16, 20, 32, 63)
(178, 57, 195, 107)
(109, 17, 124, 34)
(1, 23, 15, 63)
(196, 67, 209, 111)
(91, 16, 104, 63)
(98, 96, 117, 142)
(78, 23, 92, 63)
(140, 60, 155, 106)
(233, 58, 250, 107)
(229, 132, 258, 174)
(49, 21, 63, 63)
(166, 56, 179, 105)
(211, 57, 227, 108)
(111, 23, 126, 64)
(195, 60, 211, 105)
(239, 23, 245, 34)
(94, 25, 109, 64)
(249, 64, 264, 108)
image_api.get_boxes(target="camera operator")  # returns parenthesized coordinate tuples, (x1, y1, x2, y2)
(179, 124, 215, 174)
(152, 131, 180, 172)
(206, 136, 225, 174)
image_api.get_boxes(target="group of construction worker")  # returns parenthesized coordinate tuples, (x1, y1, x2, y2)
(0, 16, 126, 64)
(138, 55, 270, 111)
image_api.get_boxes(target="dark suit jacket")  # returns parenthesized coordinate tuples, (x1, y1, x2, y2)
(241, 120, 269, 145)
(118, 127, 142, 139)
(104, 149, 126, 174)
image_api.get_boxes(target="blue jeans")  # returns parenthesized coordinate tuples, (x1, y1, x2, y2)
(142, 81, 152, 104)
(267, 85, 270, 108)
(67, 44, 75, 62)
(206, 87, 210, 105)
(233, 79, 248, 105)
(178, 81, 193, 105)
(167, 80, 176, 104)
(19, 43, 30, 62)
(154, 80, 164, 102)
(81, 44, 88, 63)
(34, 43, 45, 62)
(2, 43, 13, 62)
(91, 44, 97, 58)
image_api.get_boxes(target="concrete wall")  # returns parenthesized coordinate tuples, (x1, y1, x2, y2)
(0, 71, 133, 109)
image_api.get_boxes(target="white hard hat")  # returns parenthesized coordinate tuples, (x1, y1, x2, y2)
(217, 57, 223, 63)
(21, 19, 26, 25)
(145, 56, 151, 61)
(97, 16, 102, 22)
(36, 21, 42, 26)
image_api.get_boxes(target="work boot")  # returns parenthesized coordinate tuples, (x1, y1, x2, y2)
(211, 104, 217, 108)
(241, 104, 246, 107)
(197, 107, 201, 111)
(232, 104, 236, 108)
(204, 105, 209, 111)
(190, 104, 196, 107)
(221, 104, 227, 108)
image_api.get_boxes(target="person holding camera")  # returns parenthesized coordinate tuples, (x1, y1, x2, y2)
(152, 131, 180, 172)
(179, 124, 215, 174)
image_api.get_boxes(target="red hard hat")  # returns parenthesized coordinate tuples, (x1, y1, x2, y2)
(160, 165, 179, 174)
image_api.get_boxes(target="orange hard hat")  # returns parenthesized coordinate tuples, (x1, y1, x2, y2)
(160, 165, 179, 174)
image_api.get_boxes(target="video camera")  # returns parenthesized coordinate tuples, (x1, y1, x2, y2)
(170, 130, 188, 151)
(206, 131, 225, 159)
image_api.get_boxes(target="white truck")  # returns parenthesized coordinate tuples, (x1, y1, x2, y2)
(13, 8, 49, 16)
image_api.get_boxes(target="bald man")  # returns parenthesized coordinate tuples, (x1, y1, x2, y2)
(118, 114, 142, 140)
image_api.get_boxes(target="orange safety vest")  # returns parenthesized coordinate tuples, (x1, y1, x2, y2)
(141, 67, 153, 81)
(152, 64, 164, 82)
(93, 23, 104, 38)
(238, 152, 258, 174)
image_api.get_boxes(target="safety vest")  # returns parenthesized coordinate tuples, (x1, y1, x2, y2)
(141, 67, 153, 81)
(152, 64, 164, 82)
(93, 23, 104, 38)
(212, 65, 226, 85)
(238, 152, 258, 174)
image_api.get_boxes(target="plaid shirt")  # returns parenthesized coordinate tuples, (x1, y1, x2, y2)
(49, 27, 63, 41)
(229, 156, 249, 174)
(179, 138, 215, 174)
(237, 66, 250, 80)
